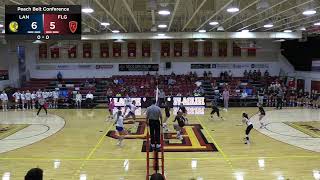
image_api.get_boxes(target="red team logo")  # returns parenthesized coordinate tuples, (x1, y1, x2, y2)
(69, 21, 78, 33)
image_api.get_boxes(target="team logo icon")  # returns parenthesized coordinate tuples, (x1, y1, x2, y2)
(69, 21, 78, 33)
(9, 21, 19, 32)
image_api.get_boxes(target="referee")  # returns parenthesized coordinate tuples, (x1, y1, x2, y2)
(146, 100, 163, 150)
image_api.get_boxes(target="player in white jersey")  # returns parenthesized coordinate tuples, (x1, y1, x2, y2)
(53, 90, 59, 108)
(47, 91, 53, 108)
(12, 90, 21, 110)
(114, 110, 128, 146)
(0, 91, 8, 111)
(242, 113, 253, 144)
(20, 91, 26, 110)
(124, 95, 131, 114)
(125, 100, 137, 122)
(36, 89, 42, 99)
(25, 90, 32, 109)
(31, 91, 37, 109)
(75, 91, 82, 109)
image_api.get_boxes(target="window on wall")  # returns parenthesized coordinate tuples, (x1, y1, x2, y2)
(218, 41, 227, 57)
(232, 42, 241, 57)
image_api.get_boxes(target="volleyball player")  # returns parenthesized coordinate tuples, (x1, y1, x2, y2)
(12, 90, 21, 110)
(162, 101, 170, 132)
(25, 90, 31, 109)
(258, 103, 266, 128)
(173, 110, 187, 140)
(125, 100, 137, 122)
(210, 98, 223, 120)
(31, 91, 37, 109)
(114, 110, 128, 146)
(20, 91, 26, 110)
(124, 95, 131, 114)
(53, 90, 59, 109)
(242, 113, 253, 144)
(107, 98, 115, 120)
(0, 91, 8, 111)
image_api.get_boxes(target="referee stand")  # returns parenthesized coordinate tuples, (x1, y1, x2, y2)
(146, 112, 166, 180)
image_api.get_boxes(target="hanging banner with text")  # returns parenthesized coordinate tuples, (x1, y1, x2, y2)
(68, 45, 77, 58)
(189, 41, 198, 57)
(127, 42, 136, 58)
(38, 43, 47, 59)
(113, 42, 121, 57)
(161, 41, 170, 57)
(203, 41, 212, 57)
(119, 64, 159, 71)
(142, 41, 151, 57)
(83, 43, 92, 58)
(174, 41, 182, 57)
(50, 47, 59, 58)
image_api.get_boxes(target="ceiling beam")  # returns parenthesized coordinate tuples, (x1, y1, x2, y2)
(238, 0, 314, 31)
(209, 0, 260, 31)
(121, 0, 141, 32)
(195, 0, 233, 31)
(181, 0, 207, 31)
(9, 0, 22, 5)
(225, 0, 288, 31)
(93, 0, 127, 32)
(168, 0, 181, 31)
(82, 22, 99, 32)
(278, 18, 320, 31)
(151, 10, 155, 25)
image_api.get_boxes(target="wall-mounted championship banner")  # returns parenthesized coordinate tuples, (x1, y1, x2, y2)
(189, 41, 198, 57)
(83, 43, 92, 58)
(161, 41, 170, 57)
(50, 47, 59, 58)
(113, 42, 121, 57)
(142, 41, 151, 57)
(119, 64, 159, 71)
(218, 41, 227, 57)
(100, 43, 109, 58)
(68, 45, 77, 58)
(203, 41, 212, 57)
(174, 41, 182, 57)
(38, 44, 47, 59)
(127, 42, 136, 58)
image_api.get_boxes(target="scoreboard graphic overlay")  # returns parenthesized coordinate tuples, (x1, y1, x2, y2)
(5, 5, 81, 40)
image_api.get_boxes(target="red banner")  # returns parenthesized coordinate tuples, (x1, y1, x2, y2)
(100, 43, 109, 58)
(142, 41, 151, 57)
(247, 48, 256, 57)
(218, 41, 227, 57)
(203, 41, 212, 57)
(161, 41, 170, 57)
(39, 44, 47, 59)
(83, 43, 92, 58)
(68, 45, 77, 58)
(232, 42, 241, 57)
(127, 42, 136, 58)
(174, 41, 182, 57)
(50, 47, 59, 58)
(113, 42, 121, 57)
(189, 41, 198, 57)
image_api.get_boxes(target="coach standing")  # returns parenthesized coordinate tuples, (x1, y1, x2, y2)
(146, 100, 163, 150)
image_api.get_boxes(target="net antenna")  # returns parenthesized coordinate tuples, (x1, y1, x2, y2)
(155, 85, 159, 106)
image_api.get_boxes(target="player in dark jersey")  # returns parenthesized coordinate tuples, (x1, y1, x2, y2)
(178, 103, 187, 114)
(173, 111, 187, 140)
(258, 103, 266, 128)
(210, 98, 223, 120)
(163, 101, 170, 132)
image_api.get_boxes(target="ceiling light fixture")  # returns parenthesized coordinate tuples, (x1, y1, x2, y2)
(198, 29, 206, 33)
(209, 21, 219, 26)
(81, 7, 94, 13)
(299, 27, 306, 31)
(158, 10, 170, 15)
(217, 26, 224, 31)
(283, 30, 292, 33)
(100, 22, 110, 26)
(157, 33, 165, 36)
(0, 24, 3, 28)
(241, 29, 249, 33)
(263, 23, 273, 28)
(158, 24, 167, 28)
(314, 22, 320, 26)
(112, 30, 120, 33)
(227, 7, 239, 13)
(302, 10, 316, 15)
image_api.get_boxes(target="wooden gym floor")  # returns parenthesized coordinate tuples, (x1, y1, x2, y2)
(0, 107, 319, 180)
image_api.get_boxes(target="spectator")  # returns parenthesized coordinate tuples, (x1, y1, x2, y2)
(85, 91, 94, 108)
(116, 93, 122, 97)
(203, 71, 208, 77)
(168, 77, 176, 86)
(264, 70, 270, 77)
(222, 88, 230, 111)
(240, 89, 248, 107)
(208, 71, 212, 77)
(25, 168, 43, 180)
(106, 88, 113, 97)
(57, 71, 62, 82)
(220, 71, 225, 80)
(171, 72, 176, 76)
(248, 70, 252, 79)
(257, 69, 262, 79)
(113, 78, 119, 85)
(243, 70, 248, 78)
(118, 78, 124, 84)
(176, 92, 182, 96)
(228, 70, 233, 79)
(253, 70, 257, 80)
